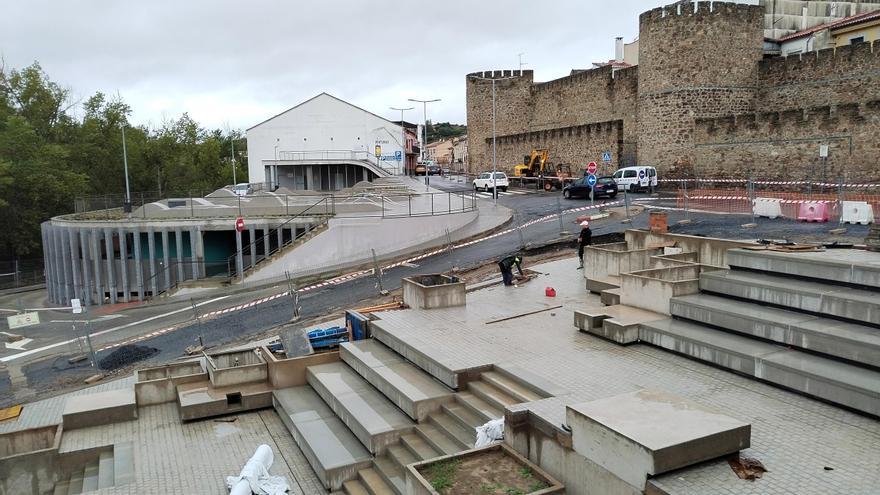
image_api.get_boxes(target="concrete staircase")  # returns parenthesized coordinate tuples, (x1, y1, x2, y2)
(51, 442, 134, 495)
(639, 249, 880, 417)
(272, 338, 549, 493)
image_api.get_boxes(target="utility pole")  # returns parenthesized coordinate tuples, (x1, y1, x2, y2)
(121, 124, 131, 213)
(467, 74, 518, 206)
(408, 98, 441, 165)
(391, 106, 413, 176)
(231, 134, 237, 185)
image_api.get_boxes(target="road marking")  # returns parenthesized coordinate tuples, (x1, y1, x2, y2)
(50, 314, 126, 323)
(0, 296, 229, 363)
(5, 338, 32, 350)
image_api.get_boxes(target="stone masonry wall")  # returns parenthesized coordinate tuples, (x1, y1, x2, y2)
(466, 70, 534, 174)
(487, 120, 624, 178)
(693, 101, 880, 181)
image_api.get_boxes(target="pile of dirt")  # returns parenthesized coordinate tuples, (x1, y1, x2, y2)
(98, 345, 159, 371)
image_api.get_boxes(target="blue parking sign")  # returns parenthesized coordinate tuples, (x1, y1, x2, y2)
(586, 174, 597, 187)
(394, 150, 402, 161)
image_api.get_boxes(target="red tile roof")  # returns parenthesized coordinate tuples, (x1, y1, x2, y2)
(776, 9, 880, 42)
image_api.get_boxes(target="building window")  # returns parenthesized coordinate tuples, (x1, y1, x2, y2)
(850, 36, 865, 45)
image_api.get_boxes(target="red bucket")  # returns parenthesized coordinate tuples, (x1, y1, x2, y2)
(545, 287, 556, 297)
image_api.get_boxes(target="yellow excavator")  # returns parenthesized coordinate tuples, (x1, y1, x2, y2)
(513, 149, 572, 191)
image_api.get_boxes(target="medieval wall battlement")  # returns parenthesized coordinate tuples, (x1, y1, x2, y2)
(491, 120, 622, 145)
(532, 65, 638, 93)
(759, 40, 879, 84)
(695, 101, 876, 137)
(640, 1, 761, 23)
(466, 70, 534, 81)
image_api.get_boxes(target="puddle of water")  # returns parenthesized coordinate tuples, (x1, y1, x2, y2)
(214, 421, 240, 438)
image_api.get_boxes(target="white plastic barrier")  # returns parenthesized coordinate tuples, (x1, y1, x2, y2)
(752, 198, 783, 219)
(840, 201, 875, 225)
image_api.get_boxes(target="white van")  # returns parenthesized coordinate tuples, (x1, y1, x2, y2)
(612, 166, 657, 192)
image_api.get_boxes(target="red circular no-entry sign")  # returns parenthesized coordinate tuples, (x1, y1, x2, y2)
(587, 162, 597, 175)
(235, 217, 245, 232)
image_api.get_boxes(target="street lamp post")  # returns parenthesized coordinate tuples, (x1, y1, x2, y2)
(231, 135, 237, 185)
(390, 106, 413, 176)
(467, 74, 517, 205)
(273, 138, 279, 191)
(408, 98, 441, 166)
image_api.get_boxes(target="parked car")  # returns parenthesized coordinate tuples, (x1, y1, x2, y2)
(232, 183, 252, 196)
(427, 164, 441, 176)
(563, 176, 617, 199)
(473, 171, 509, 192)
(414, 163, 427, 175)
(612, 166, 657, 192)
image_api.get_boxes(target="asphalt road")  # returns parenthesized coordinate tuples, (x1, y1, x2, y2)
(1, 178, 864, 405)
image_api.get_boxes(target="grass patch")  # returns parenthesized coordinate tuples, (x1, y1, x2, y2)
(518, 467, 533, 479)
(426, 459, 461, 493)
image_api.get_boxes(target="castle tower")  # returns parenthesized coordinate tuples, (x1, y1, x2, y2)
(465, 70, 534, 174)
(637, 2, 764, 173)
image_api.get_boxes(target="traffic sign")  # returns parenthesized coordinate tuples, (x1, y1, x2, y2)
(638, 170, 646, 180)
(586, 174, 597, 187)
(235, 217, 245, 232)
(7, 311, 39, 329)
(587, 162, 597, 175)
(394, 150, 402, 161)
(71, 298, 82, 314)
(602, 151, 612, 163)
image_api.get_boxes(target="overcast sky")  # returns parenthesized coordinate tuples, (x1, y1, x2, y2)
(1, 1, 649, 132)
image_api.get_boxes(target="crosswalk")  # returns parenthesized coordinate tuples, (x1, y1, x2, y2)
(473, 189, 531, 199)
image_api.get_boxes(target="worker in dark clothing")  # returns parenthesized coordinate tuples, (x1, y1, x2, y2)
(498, 255, 524, 286)
(577, 220, 592, 269)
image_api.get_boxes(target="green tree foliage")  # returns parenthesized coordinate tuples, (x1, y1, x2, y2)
(425, 121, 466, 143)
(0, 62, 247, 260)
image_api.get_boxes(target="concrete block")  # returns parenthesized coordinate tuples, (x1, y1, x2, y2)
(600, 287, 621, 306)
(273, 387, 372, 490)
(62, 389, 137, 430)
(566, 389, 750, 490)
(726, 248, 880, 289)
(576, 305, 666, 345)
(840, 201, 874, 225)
(752, 197, 783, 219)
(700, 270, 880, 325)
(307, 362, 414, 454)
(371, 322, 459, 389)
(402, 274, 466, 309)
(340, 340, 454, 421)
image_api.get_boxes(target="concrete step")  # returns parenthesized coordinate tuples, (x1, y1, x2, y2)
(97, 450, 115, 489)
(480, 370, 544, 403)
(81, 461, 99, 492)
(575, 305, 668, 344)
(358, 468, 396, 495)
(727, 248, 880, 289)
(273, 387, 372, 490)
(455, 391, 503, 422)
(400, 432, 440, 461)
(343, 479, 371, 495)
(53, 480, 69, 495)
(441, 402, 484, 433)
(466, 380, 518, 411)
(640, 318, 880, 416)
(373, 456, 406, 495)
(671, 293, 880, 367)
(429, 412, 474, 450)
(340, 340, 454, 421)
(386, 443, 417, 472)
(415, 422, 462, 456)
(700, 270, 880, 326)
(66, 470, 84, 495)
(371, 323, 459, 388)
(113, 441, 135, 486)
(307, 362, 414, 454)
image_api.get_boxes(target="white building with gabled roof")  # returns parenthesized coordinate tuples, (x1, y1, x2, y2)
(247, 93, 412, 191)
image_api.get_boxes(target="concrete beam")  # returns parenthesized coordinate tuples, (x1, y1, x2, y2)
(41, 224, 56, 303)
(189, 228, 199, 280)
(161, 229, 171, 291)
(79, 229, 92, 307)
(57, 226, 72, 303)
(248, 227, 256, 270)
(132, 227, 144, 302)
(175, 228, 185, 283)
(91, 228, 103, 305)
(235, 228, 244, 282)
(148, 228, 158, 298)
(118, 227, 130, 303)
(104, 228, 117, 304)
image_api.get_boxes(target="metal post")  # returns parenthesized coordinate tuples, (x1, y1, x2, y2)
(371, 248, 388, 296)
(556, 196, 567, 236)
(83, 310, 97, 368)
(623, 188, 631, 224)
(121, 124, 131, 213)
(286, 271, 300, 321)
(231, 136, 237, 185)
(683, 177, 690, 222)
(492, 79, 497, 205)
(749, 176, 756, 224)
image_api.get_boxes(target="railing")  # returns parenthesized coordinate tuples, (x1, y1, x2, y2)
(275, 150, 398, 175)
(0, 259, 45, 290)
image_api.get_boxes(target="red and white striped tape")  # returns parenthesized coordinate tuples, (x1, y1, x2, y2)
(660, 178, 880, 187)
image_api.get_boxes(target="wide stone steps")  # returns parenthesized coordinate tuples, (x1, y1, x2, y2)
(455, 390, 503, 422)
(52, 443, 131, 495)
(340, 340, 454, 421)
(700, 270, 880, 326)
(373, 456, 406, 494)
(429, 411, 474, 449)
(671, 293, 880, 368)
(640, 318, 880, 416)
(307, 362, 414, 454)
(400, 432, 440, 461)
(466, 380, 520, 412)
(480, 370, 545, 403)
(273, 386, 372, 491)
(350, 467, 396, 495)
(415, 422, 462, 456)
(727, 248, 880, 289)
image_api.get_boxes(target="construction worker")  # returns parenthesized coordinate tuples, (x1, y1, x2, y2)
(577, 220, 592, 269)
(498, 254, 524, 286)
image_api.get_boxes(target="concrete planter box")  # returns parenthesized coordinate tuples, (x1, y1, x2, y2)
(206, 349, 268, 387)
(402, 274, 466, 309)
(620, 264, 724, 315)
(406, 443, 564, 495)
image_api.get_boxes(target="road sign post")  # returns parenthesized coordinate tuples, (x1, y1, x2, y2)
(586, 174, 597, 209)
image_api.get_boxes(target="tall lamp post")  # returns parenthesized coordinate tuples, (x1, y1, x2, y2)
(390, 106, 413, 176)
(466, 74, 517, 205)
(407, 98, 441, 166)
(231, 134, 237, 185)
(121, 123, 131, 213)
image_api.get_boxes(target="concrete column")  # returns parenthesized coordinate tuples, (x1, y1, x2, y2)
(189, 229, 199, 280)
(161, 229, 171, 291)
(133, 227, 144, 302)
(276, 224, 283, 251)
(235, 228, 244, 282)
(118, 228, 130, 303)
(194, 228, 205, 278)
(148, 228, 158, 298)
(59, 227, 73, 303)
(263, 227, 270, 258)
(68, 230, 83, 304)
(41, 224, 55, 303)
(306, 166, 315, 191)
(104, 228, 117, 304)
(79, 229, 92, 306)
(248, 227, 256, 270)
(175, 228, 185, 283)
(91, 228, 104, 305)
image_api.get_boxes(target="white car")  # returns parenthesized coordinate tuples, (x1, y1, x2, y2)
(612, 166, 657, 192)
(473, 172, 509, 192)
(232, 183, 252, 196)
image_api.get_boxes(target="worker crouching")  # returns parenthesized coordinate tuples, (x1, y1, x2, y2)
(498, 255, 524, 286)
